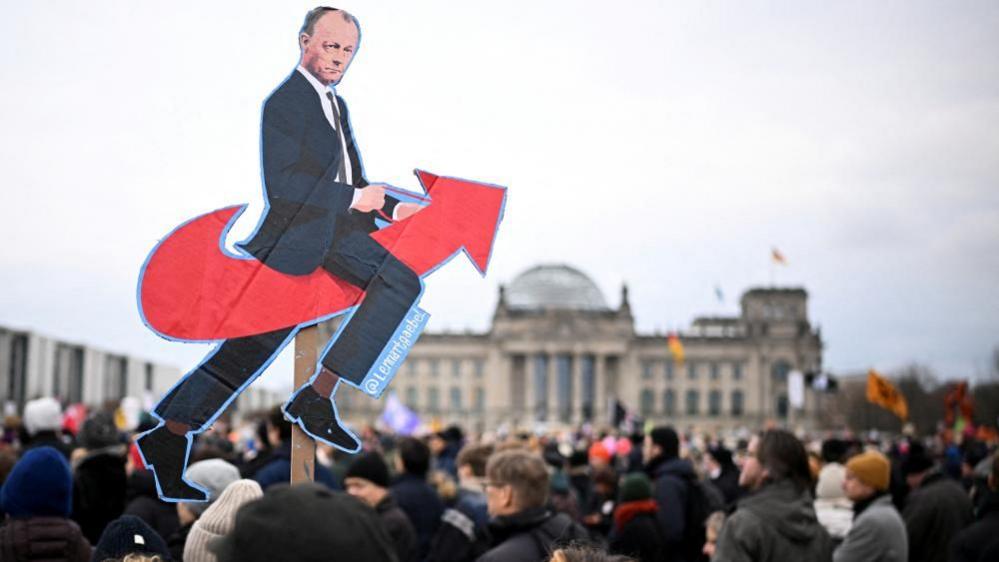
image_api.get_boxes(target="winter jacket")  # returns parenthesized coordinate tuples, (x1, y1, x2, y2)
(711, 466, 741, 508)
(608, 499, 666, 562)
(168, 520, 192, 561)
(832, 494, 906, 562)
(71, 446, 127, 544)
(476, 507, 588, 562)
(0, 517, 91, 561)
(646, 456, 696, 556)
(950, 489, 999, 562)
(901, 469, 973, 562)
(123, 468, 180, 543)
(376, 495, 420, 562)
(712, 480, 832, 562)
(427, 487, 490, 562)
(251, 442, 340, 491)
(392, 473, 445, 561)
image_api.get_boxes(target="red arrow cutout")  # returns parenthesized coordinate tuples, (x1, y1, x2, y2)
(139, 170, 506, 341)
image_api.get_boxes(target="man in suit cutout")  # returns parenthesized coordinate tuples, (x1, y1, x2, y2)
(138, 7, 423, 500)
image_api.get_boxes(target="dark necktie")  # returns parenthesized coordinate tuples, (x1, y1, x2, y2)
(326, 91, 348, 183)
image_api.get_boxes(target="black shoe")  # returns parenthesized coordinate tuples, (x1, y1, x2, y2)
(283, 385, 360, 452)
(136, 426, 208, 502)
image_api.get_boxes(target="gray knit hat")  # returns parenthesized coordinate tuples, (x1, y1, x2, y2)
(183, 479, 263, 562)
(182, 459, 241, 517)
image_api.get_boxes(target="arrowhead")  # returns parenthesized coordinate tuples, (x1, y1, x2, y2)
(418, 171, 506, 276)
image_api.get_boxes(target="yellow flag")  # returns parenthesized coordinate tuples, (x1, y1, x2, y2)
(866, 369, 909, 421)
(667, 333, 685, 367)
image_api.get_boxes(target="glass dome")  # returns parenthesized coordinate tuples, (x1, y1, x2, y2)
(506, 264, 608, 311)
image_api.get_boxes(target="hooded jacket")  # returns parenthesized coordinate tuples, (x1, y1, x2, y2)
(712, 479, 833, 562)
(832, 494, 907, 562)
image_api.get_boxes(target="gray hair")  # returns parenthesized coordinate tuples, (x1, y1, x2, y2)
(300, 6, 359, 37)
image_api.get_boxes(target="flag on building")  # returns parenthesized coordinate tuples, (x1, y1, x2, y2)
(667, 332, 685, 367)
(381, 392, 421, 435)
(866, 369, 909, 421)
(771, 247, 788, 265)
(714, 285, 724, 303)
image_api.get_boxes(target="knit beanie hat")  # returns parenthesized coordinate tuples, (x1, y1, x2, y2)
(1, 446, 72, 518)
(22, 397, 62, 436)
(649, 426, 680, 459)
(91, 515, 170, 562)
(846, 450, 891, 491)
(79, 411, 121, 449)
(183, 459, 242, 517)
(184, 480, 263, 562)
(900, 442, 933, 476)
(619, 473, 653, 503)
(816, 462, 847, 500)
(344, 452, 391, 488)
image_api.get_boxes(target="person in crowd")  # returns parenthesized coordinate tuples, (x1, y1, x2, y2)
(644, 426, 701, 561)
(252, 406, 339, 490)
(91, 515, 170, 562)
(237, 419, 273, 480)
(582, 465, 617, 539)
(345, 451, 419, 562)
(477, 449, 588, 562)
(568, 449, 593, 509)
(814, 445, 853, 547)
(702, 511, 725, 559)
(72, 411, 128, 544)
(547, 446, 581, 521)
(712, 429, 832, 562)
(832, 450, 907, 562)
(900, 441, 973, 562)
(124, 441, 180, 544)
(549, 544, 635, 562)
(705, 445, 740, 508)
(168, 458, 241, 561)
(607, 472, 664, 562)
(209, 482, 398, 562)
(950, 453, 999, 562)
(21, 397, 75, 459)
(431, 426, 465, 479)
(183, 479, 262, 562)
(427, 443, 494, 562)
(0, 446, 92, 561)
(392, 436, 445, 560)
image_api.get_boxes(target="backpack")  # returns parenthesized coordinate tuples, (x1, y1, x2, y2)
(680, 476, 724, 560)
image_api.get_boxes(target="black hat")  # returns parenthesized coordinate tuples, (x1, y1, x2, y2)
(708, 445, 734, 468)
(79, 411, 121, 449)
(344, 452, 391, 488)
(649, 426, 679, 459)
(210, 483, 397, 562)
(92, 515, 170, 562)
(901, 442, 934, 476)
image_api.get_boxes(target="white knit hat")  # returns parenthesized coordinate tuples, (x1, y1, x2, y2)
(22, 397, 62, 436)
(816, 462, 847, 500)
(183, 479, 263, 562)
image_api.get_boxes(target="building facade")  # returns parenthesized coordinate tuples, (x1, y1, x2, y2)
(337, 264, 825, 434)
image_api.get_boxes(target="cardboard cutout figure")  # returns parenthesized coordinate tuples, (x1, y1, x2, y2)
(135, 7, 505, 502)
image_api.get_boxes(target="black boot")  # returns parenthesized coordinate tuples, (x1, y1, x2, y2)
(136, 425, 208, 501)
(283, 385, 360, 452)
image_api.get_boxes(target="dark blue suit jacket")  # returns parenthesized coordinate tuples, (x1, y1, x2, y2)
(239, 70, 397, 276)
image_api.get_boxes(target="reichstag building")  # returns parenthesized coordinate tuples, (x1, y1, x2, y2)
(332, 264, 824, 433)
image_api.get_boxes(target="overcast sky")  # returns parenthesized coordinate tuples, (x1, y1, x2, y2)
(1, 1, 997, 392)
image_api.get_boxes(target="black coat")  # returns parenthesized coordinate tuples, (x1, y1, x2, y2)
(391, 474, 445, 560)
(477, 507, 588, 562)
(950, 489, 999, 562)
(902, 469, 974, 562)
(609, 506, 666, 562)
(376, 496, 419, 562)
(0, 517, 91, 562)
(711, 465, 741, 508)
(71, 447, 127, 545)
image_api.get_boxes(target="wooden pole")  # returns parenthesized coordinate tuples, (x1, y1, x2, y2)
(290, 325, 317, 484)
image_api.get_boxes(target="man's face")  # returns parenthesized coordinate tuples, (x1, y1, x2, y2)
(344, 477, 385, 508)
(484, 479, 515, 517)
(299, 12, 358, 85)
(842, 469, 875, 502)
(739, 436, 765, 490)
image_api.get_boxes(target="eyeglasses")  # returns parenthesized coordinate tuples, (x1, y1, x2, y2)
(481, 480, 507, 492)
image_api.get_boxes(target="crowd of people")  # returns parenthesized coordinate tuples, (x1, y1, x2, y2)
(1, 395, 997, 562)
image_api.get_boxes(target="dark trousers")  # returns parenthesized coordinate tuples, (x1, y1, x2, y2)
(155, 229, 422, 429)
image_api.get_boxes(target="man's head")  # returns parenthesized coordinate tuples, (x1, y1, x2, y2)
(298, 7, 360, 86)
(644, 426, 679, 463)
(344, 452, 391, 508)
(456, 443, 494, 483)
(484, 450, 549, 517)
(396, 437, 431, 478)
(901, 441, 934, 490)
(266, 406, 291, 447)
(842, 450, 890, 501)
(739, 429, 811, 492)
